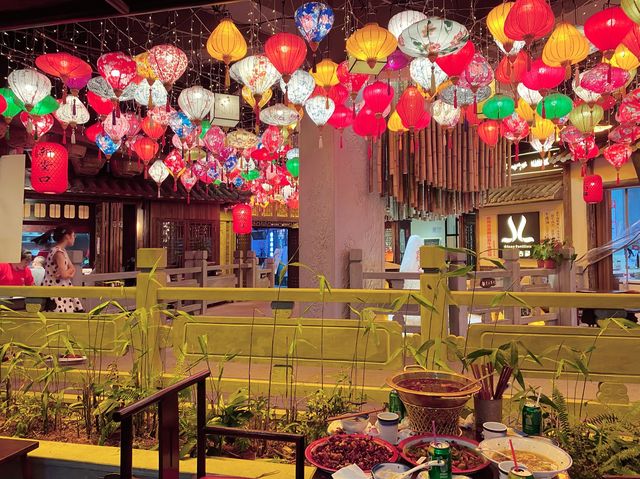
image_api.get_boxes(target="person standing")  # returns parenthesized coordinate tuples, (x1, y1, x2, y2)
(0, 250, 35, 286)
(30, 255, 46, 286)
(33, 225, 83, 313)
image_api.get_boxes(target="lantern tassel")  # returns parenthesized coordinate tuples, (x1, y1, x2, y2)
(71, 129, 76, 145)
(340, 130, 344, 148)
(515, 141, 519, 163)
(62, 129, 66, 145)
(617, 170, 620, 185)
(318, 132, 323, 149)
(187, 192, 191, 205)
(144, 165, 149, 179)
(174, 178, 178, 192)
(157, 185, 161, 198)
(410, 131, 415, 155)
(368, 139, 372, 160)
(72, 98, 76, 116)
(454, 87, 458, 109)
(112, 110, 116, 125)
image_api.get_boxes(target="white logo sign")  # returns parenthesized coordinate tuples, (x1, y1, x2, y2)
(500, 215, 535, 244)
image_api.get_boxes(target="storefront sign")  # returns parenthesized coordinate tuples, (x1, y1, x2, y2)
(480, 277, 496, 288)
(497, 212, 540, 258)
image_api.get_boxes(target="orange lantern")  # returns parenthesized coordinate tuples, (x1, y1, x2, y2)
(504, 0, 555, 47)
(207, 18, 247, 88)
(478, 120, 501, 147)
(542, 22, 589, 69)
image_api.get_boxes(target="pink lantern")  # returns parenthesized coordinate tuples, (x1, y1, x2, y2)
(148, 105, 176, 125)
(97, 52, 137, 93)
(124, 112, 142, 137)
(102, 115, 130, 141)
(569, 134, 599, 175)
(384, 49, 410, 71)
(19, 112, 54, 139)
(560, 126, 586, 145)
(603, 143, 632, 183)
(180, 167, 198, 204)
(192, 162, 213, 185)
(164, 149, 186, 191)
(521, 58, 566, 91)
(609, 123, 640, 144)
(580, 63, 629, 94)
(501, 113, 529, 162)
(147, 44, 188, 89)
(261, 125, 284, 153)
(362, 80, 394, 116)
(458, 53, 494, 93)
(328, 83, 349, 105)
(203, 126, 226, 155)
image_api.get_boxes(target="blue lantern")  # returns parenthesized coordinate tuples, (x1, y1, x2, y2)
(168, 111, 195, 139)
(207, 166, 219, 181)
(233, 176, 244, 188)
(294, 2, 334, 51)
(224, 155, 238, 171)
(96, 133, 120, 157)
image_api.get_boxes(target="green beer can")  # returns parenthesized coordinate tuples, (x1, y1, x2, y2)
(522, 402, 542, 435)
(388, 390, 405, 420)
(428, 441, 452, 479)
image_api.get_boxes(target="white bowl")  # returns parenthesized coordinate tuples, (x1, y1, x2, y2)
(478, 437, 572, 479)
(341, 416, 368, 434)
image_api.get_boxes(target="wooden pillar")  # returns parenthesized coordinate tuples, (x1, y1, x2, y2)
(234, 250, 245, 287)
(419, 246, 448, 367)
(557, 246, 577, 325)
(447, 251, 468, 336)
(185, 250, 208, 314)
(502, 249, 521, 324)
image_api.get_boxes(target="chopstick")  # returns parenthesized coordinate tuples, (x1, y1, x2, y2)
(471, 361, 514, 400)
(327, 408, 384, 423)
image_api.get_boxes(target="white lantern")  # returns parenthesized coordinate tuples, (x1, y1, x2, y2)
(409, 58, 447, 92)
(516, 83, 543, 106)
(54, 95, 90, 144)
(8, 69, 51, 110)
(530, 135, 555, 160)
(432, 99, 461, 128)
(260, 104, 300, 126)
(280, 69, 315, 105)
(102, 114, 130, 141)
(88, 76, 137, 101)
(230, 54, 281, 97)
(134, 80, 168, 107)
(305, 96, 335, 127)
(178, 86, 215, 123)
(388, 10, 427, 39)
(148, 159, 170, 197)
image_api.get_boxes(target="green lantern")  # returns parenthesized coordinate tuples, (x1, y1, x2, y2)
(286, 157, 300, 178)
(200, 119, 211, 139)
(482, 94, 515, 120)
(29, 95, 59, 116)
(536, 93, 573, 120)
(0, 88, 24, 118)
(242, 169, 260, 181)
(214, 179, 222, 186)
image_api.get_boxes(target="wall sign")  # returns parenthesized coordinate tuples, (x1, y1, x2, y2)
(497, 212, 540, 258)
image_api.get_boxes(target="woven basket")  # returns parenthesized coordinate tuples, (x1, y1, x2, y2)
(404, 402, 464, 436)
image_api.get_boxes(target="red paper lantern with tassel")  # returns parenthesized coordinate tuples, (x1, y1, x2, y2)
(31, 142, 68, 194)
(496, 51, 529, 85)
(522, 58, 566, 91)
(232, 204, 252, 234)
(435, 41, 476, 80)
(87, 91, 114, 117)
(584, 7, 634, 55)
(264, 32, 308, 83)
(504, 0, 555, 46)
(84, 123, 104, 143)
(603, 143, 632, 184)
(133, 136, 159, 177)
(141, 115, 167, 140)
(327, 104, 354, 148)
(362, 80, 394, 116)
(478, 120, 501, 147)
(583, 174, 603, 203)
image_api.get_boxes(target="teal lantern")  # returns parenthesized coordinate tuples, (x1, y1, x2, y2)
(286, 157, 300, 177)
(536, 93, 573, 120)
(482, 94, 515, 120)
(29, 95, 59, 116)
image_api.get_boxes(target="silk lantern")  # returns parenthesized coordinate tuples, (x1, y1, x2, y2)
(517, 83, 543, 105)
(305, 95, 335, 147)
(396, 86, 430, 153)
(432, 99, 461, 128)
(180, 168, 198, 204)
(398, 17, 469, 60)
(604, 143, 632, 183)
(310, 58, 339, 91)
(230, 55, 281, 116)
(496, 51, 529, 85)
(504, 0, 555, 46)
(363, 81, 394, 116)
(346, 23, 397, 69)
(207, 18, 248, 88)
(385, 49, 411, 71)
(148, 160, 170, 197)
(478, 120, 501, 147)
(294, 2, 334, 52)
(542, 22, 590, 69)
(327, 84, 349, 106)
(31, 142, 68, 194)
(583, 174, 603, 203)
(522, 58, 566, 91)
(133, 136, 160, 176)
(178, 86, 214, 123)
(436, 41, 476, 81)
(102, 114, 129, 141)
(584, 7, 634, 55)
(501, 113, 530, 161)
(20, 112, 53, 139)
(96, 133, 121, 159)
(164, 149, 186, 190)
(536, 93, 573, 120)
(327, 104, 354, 147)
(87, 91, 114, 117)
(280, 70, 315, 105)
(336, 61, 369, 99)
(147, 44, 188, 90)
(35, 53, 92, 100)
(610, 44, 640, 70)
(232, 204, 253, 234)
(141, 115, 167, 140)
(30, 96, 59, 117)
(409, 58, 448, 97)
(622, 0, 640, 24)
(265, 33, 308, 83)
(487, 2, 517, 51)
(569, 103, 604, 133)
(97, 52, 137, 94)
(387, 10, 427, 39)
(85, 123, 104, 143)
(8, 69, 51, 111)
(54, 95, 90, 144)
(482, 95, 515, 119)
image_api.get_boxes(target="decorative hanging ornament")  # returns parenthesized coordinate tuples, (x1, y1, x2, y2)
(8, 69, 51, 111)
(207, 18, 248, 88)
(327, 104, 354, 147)
(327, 84, 349, 106)
(439, 85, 491, 107)
(436, 41, 476, 81)
(226, 129, 259, 149)
(398, 17, 469, 60)
(265, 32, 308, 84)
(487, 3, 518, 52)
(583, 174, 603, 204)
(260, 104, 300, 127)
(609, 44, 640, 71)
(102, 114, 130, 141)
(478, 120, 501, 147)
(96, 133, 121, 158)
(285, 157, 300, 177)
(178, 86, 214, 123)
(604, 143, 632, 184)
(346, 23, 397, 69)
(147, 44, 188, 90)
(294, 2, 334, 52)
(168, 111, 195, 139)
(504, 0, 555, 47)
(482, 95, 515, 119)
(580, 63, 629, 94)
(536, 93, 573, 120)
(458, 53, 494, 92)
(232, 204, 253, 234)
(496, 51, 529, 85)
(515, 98, 536, 124)
(141, 115, 167, 140)
(231, 55, 281, 120)
(87, 76, 137, 103)
(164, 149, 186, 190)
(64, 75, 90, 95)
(134, 52, 157, 85)
(134, 80, 168, 108)
(0, 88, 24, 121)
(542, 22, 590, 69)
(572, 72, 601, 104)
(85, 123, 104, 143)
(388, 10, 428, 39)
(30, 96, 59, 116)
(31, 142, 68, 194)
(262, 125, 284, 153)
(584, 7, 634, 56)
(203, 125, 226, 155)
(133, 136, 160, 176)
(35, 53, 92, 96)
(54, 95, 90, 144)
(569, 103, 604, 133)
(148, 160, 170, 197)
(501, 113, 529, 161)
(409, 58, 448, 97)
(97, 52, 137, 94)
(336, 61, 369, 98)
(530, 117, 556, 140)
(87, 90, 114, 117)
(387, 110, 408, 133)
(20, 112, 53, 139)
(432, 99, 461, 128)
(517, 83, 543, 105)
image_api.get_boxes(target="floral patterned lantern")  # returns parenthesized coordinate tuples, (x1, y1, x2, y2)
(8, 69, 51, 112)
(609, 123, 640, 143)
(327, 104, 354, 147)
(432, 99, 461, 128)
(409, 58, 447, 97)
(20, 112, 53, 140)
(336, 61, 368, 98)
(102, 114, 130, 141)
(478, 120, 501, 147)
(203, 126, 226, 155)
(260, 104, 300, 127)
(580, 63, 629, 94)
(87, 76, 137, 103)
(147, 44, 188, 90)
(305, 95, 335, 147)
(294, 2, 334, 53)
(134, 80, 167, 108)
(501, 113, 529, 161)
(134, 52, 157, 84)
(149, 105, 175, 125)
(398, 17, 469, 61)
(569, 134, 598, 173)
(439, 85, 491, 107)
(180, 167, 198, 204)
(97, 52, 137, 96)
(231, 55, 281, 119)
(96, 133, 121, 159)
(265, 33, 308, 84)
(178, 86, 214, 123)
(459, 53, 494, 92)
(148, 159, 170, 197)
(54, 95, 90, 144)
(604, 143, 632, 183)
(504, 0, 555, 47)
(31, 142, 68, 194)
(569, 103, 603, 133)
(280, 70, 315, 105)
(226, 129, 259, 149)
(583, 174, 603, 204)
(346, 23, 397, 69)
(262, 125, 284, 153)
(388, 10, 427, 39)
(124, 112, 142, 137)
(363, 81, 394, 116)
(206, 18, 248, 88)
(164, 149, 186, 190)
(584, 7, 633, 55)
(572, 72, 601, 104)
(168, 111, 195, 139)
(232, 204, 253, 234)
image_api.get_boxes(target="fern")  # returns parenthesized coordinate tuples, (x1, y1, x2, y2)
(552, 387, 570, 440)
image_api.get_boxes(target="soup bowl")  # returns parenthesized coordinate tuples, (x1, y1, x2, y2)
(478, 437, 572, 479)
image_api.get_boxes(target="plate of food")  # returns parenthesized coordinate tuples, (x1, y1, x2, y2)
(478, 437, 572, 479)
(305, 434, 399, 473)
(398, 435, 490, 475)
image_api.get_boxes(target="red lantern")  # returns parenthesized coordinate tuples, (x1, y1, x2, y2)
(496, 51, 529, 85)
(504, 0, 555, 46)
(396, 86, 429, 131)
(0, 94, 6, 116)
(336, 61, 369, 99)
(87, 91, 114, 117)
(133, 136, 160, 176)
(464, 106, 481, 126)
(353, 106, 386, 138)
(147, 44, 188, 89)
(362, 80, 394, 116)
(35, 53, 92, 82)
(522, 58, 566, 91)
(584, 7, 634, 54)
(622, 24, 640, 59)
(141, 115, 167, 140)
(328, 84, 349, 105)
(436, 41, 476, 80)
(328, 104, 355, 147)
(232, 204, 252, 234)
(478, 120, 501, 147)
(31, 142, 68, 194)
(265, 32, 307, 83)
(84, 123, 104, 143)
(97, 52, 137, 93)
(583, 174, 603, 204)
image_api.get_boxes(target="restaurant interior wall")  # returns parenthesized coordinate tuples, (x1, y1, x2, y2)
(0, 154, 25, 263)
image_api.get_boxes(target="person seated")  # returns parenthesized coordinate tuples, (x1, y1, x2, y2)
(0, 250, 35, 286)
(30, 255, 46, 286)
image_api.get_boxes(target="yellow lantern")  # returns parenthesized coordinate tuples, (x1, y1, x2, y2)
(310, 58, 339, 90)
(346, 23, 397, 69)
(622, 0, 640, 24)
(134, 52, 157, 84)
(206, 18, 248, 88)
(388, 110, 408, 132)
(569, 103, 604, 133)
(242, 86, 272, 109)
(542, 22, 589, 68)
(610, 44, 640, 70)
(530, 117, 556, 140)
(515, 98, 535, 124)
(486, 3, 516, 50)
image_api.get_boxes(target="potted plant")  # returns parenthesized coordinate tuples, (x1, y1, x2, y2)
(531, 240, 553, 268)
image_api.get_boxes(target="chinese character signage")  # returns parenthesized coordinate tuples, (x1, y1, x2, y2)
(497, 212, 540, 258)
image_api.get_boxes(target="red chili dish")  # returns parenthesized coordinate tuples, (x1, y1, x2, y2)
(305, 434, 399, 473)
